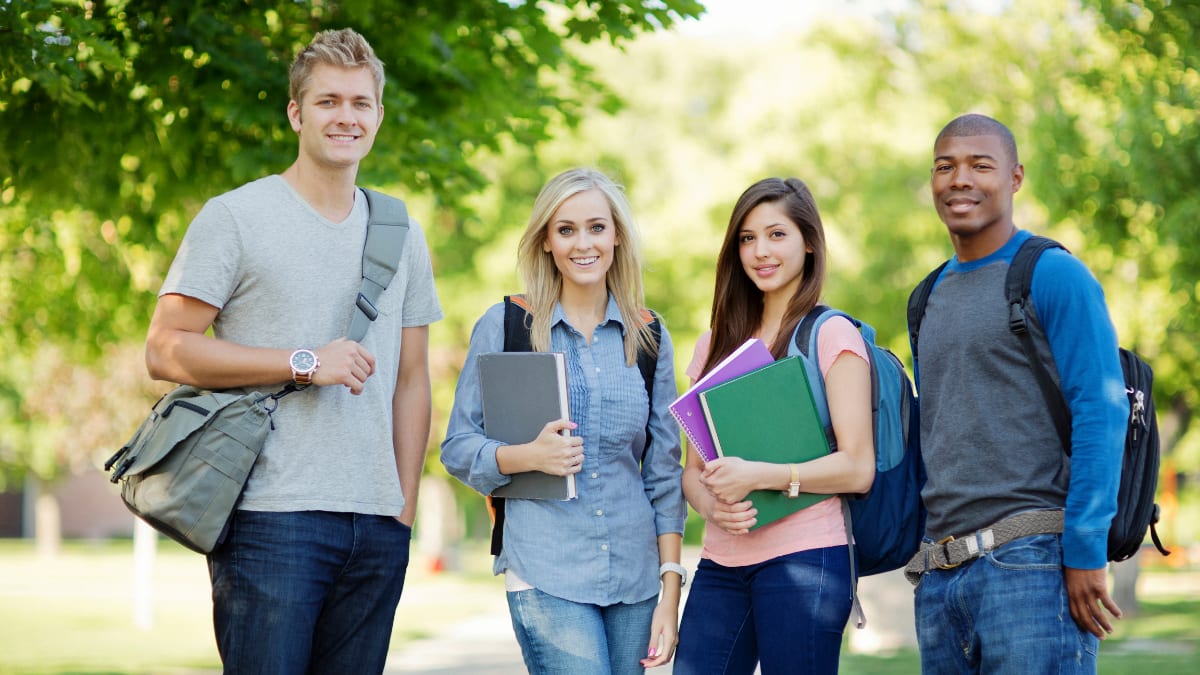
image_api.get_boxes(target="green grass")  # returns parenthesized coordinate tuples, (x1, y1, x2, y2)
(0, 538, 503, 675)
(836, 594, 1200, 675)
(0, 539, 1196, 674)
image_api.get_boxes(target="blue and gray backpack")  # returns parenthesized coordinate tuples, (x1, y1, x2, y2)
(790, 305, 925, 626)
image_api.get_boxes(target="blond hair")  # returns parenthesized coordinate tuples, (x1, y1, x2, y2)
(289, 28, 385, 105)
(516, 168, 657, 365)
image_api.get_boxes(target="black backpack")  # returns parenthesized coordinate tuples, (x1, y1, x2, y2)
(488, 294, 661, 555)
(908, 235, 1169, 562)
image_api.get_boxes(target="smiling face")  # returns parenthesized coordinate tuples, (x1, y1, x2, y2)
(931, 133, 1024, 258)
(737, 200, 810, 301)
(287, 63, 382, 171)
(542, 188, 619, 294)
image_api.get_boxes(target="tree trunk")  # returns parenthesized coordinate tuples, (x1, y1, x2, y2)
(29, 476, 61, 559)
(415, 475, 462, 573)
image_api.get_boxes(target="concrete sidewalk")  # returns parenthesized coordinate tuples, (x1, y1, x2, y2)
(382, 544, 942, 674)
(383, 550, 702, 674)
(384, 588, 680, 675)
(384, 602, 526, 674)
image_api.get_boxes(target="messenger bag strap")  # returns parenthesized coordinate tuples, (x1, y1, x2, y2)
(347, 188, 410, 343)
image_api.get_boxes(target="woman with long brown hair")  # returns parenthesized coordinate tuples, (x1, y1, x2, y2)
(675, 177, 875, 674)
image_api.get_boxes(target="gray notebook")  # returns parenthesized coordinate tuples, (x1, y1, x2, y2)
(478, 352, 577, 500)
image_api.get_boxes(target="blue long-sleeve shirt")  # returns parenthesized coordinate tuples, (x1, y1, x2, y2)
(915, 230, 1127, 569)
(440, 296, 686, 604)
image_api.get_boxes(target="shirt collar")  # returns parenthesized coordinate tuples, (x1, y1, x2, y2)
(551, 293, 628, 335)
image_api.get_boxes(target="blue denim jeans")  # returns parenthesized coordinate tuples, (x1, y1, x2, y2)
(506, 587, 657, 675)
(914, 533, 1099, 674)
(674, 546, 852, 675)
(208, 510, 412, 675)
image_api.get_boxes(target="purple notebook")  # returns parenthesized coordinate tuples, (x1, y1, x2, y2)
(669, 338, 774, 462)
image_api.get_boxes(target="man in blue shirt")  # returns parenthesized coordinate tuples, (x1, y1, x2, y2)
(905, 113, 1128, 674)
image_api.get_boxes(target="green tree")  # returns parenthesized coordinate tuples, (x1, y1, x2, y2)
(1, 0, 702, 360)
(888, 0, 1199, 544)
(0, 0, 702, 490)
(486, 0, 1200, 550)
(1032, 0, 1199, 429)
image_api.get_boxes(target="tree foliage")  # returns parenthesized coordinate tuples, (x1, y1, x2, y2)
(438, 0, 1200, 540)
(0, 0, 702, 485)
(1034, 0, 1200, 414)
(0, 0, 702, 360)
(3, 0, 1198, 547)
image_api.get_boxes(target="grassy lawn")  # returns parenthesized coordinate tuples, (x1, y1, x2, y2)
(839, 563, 1200, 675)
(0, 538, 1195, 674)
(0, 538, 504, 675)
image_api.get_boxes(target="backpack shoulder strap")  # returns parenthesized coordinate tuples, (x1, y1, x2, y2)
(792, 304, 833, 358)
(636, 308, 661, 407)
(1005, 235, 1066, 331)
(636, 309, 662, 464)
(791, 304, 846, 451)
(907, 261, 949, 362)
(503, 295, 534, 352)
(792, 304, 866, 627)
(1005, 236, 1072, 452)
(489, 294, 537, 556)
(348, 188, 410, 342)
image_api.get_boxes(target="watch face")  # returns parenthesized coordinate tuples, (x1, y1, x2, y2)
(291, 350, 316, 372)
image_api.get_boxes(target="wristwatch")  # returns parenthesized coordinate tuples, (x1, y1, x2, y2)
(785, 463, 801, 498)
(289, 348, 319, 386)
(659, 561, 687, 587)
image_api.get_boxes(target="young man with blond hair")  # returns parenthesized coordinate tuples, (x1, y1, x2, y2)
(146, 28, 441, 672)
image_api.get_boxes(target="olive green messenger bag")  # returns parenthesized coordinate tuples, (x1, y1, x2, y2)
(104, 189, 409, 554)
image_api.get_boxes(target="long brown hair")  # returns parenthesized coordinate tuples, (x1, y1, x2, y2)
(701, 177, 827, 376)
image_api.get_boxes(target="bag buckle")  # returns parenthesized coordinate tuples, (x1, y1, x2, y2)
(935, 535, 961, 569)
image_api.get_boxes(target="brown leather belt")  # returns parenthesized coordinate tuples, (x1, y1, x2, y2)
(904, 510, 1065, 585)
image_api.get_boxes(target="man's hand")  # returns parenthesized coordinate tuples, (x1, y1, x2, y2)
(314, 338, 376, 394)
(1064, 566, 1122, 638)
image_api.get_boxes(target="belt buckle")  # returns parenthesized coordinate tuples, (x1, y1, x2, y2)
(935, 535, 961, 570)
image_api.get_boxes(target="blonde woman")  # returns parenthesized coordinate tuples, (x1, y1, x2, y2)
(442, 168, 686, 673)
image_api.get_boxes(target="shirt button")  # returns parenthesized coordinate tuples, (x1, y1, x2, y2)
(601, 544, 609, 551)
(595, 367, 601, 373)
(591, 472, 599, 479)
(595, 509, 604, 517)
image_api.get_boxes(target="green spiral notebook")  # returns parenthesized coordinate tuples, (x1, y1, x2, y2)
(699, 355, 833, 529)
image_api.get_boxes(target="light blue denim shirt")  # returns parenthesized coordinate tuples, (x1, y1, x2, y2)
(441, 295, 685, 605)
